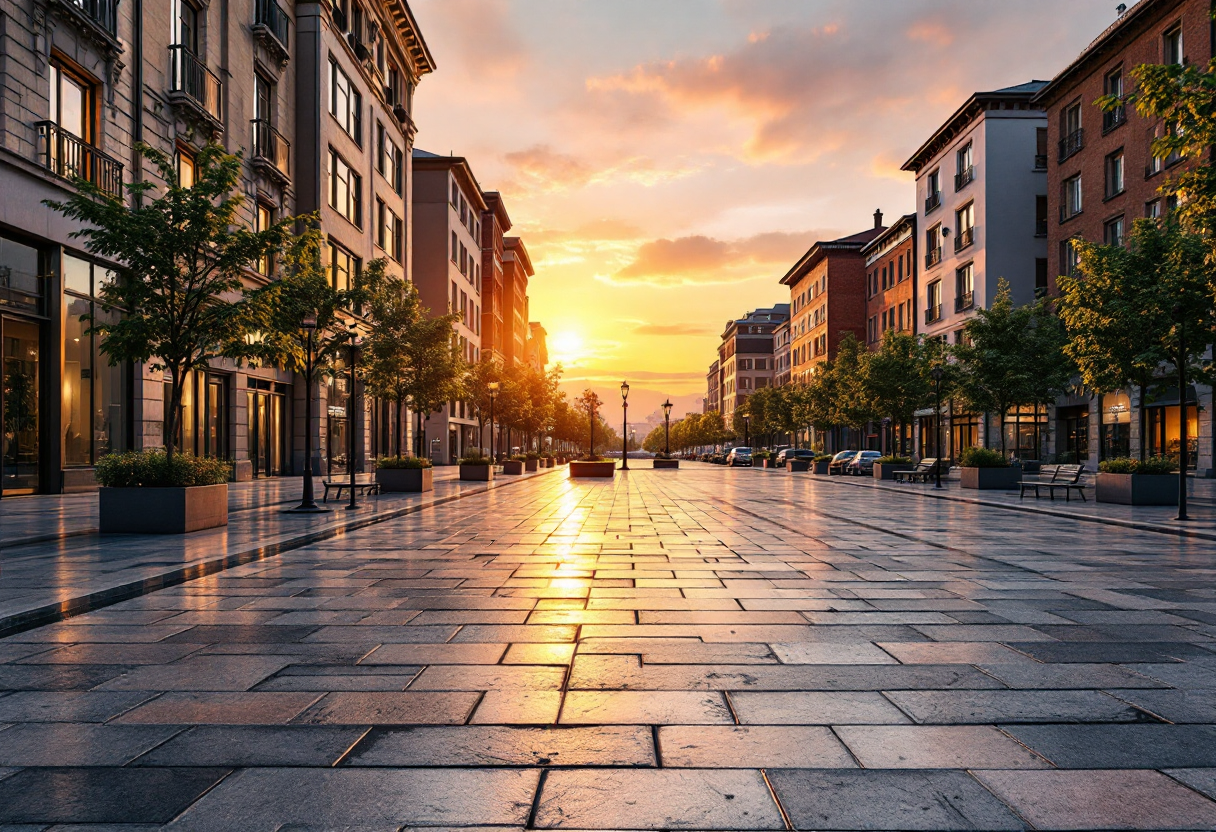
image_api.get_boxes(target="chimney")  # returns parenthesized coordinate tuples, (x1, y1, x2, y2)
(873, 209, 883, 229)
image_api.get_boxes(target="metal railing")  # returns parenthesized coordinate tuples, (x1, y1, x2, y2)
(955, 291, 974, 312)
(57, 0, 118, 38)
(251, 119, 290, 180)
(1103, 105, 1126, 134)
(1034, 153, 1048, 170)
(254, 0, 290, 53)
(954, 165, 975, 191)
(954, 226, 975, 252)
(925, 304, 942, 324)
(1035, 218, 1048, 237)
(1058, 128, 1084, 161)
(925, 191, 942, 213)
(169, 46, 223, 125)
(925, 246, 942, 268)
(35, 121, 123, 197)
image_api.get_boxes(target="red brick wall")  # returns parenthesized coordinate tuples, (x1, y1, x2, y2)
(825, 252, 868, 358)
(864, 235, 917, 350)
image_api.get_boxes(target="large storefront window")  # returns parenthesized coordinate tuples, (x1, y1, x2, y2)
(2, 235, 45, 495)
(247, 379, 290, 477)
(1003, 405, 1047, 460)
(63, 255, 127, 467)
(1057, 405, 1089, 463)
(1146, 386, 1198, 470)
(951, 410, 980, 460)
(918, 414, 942, 458)
(164, 369, 228, 458)
(326, 369, 349, 475)
(1099, 392, 1130, 460)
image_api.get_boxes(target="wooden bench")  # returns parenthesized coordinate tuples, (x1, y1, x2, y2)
(893, 458, 941, 483)
(321, 479, 381, 502)
(1019, 464, 1087, 501)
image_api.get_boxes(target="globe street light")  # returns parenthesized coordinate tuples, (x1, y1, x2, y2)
(347, 322, 360, 511)
(661, 399, 673, 456)
(620, 381, 630, 470)
(931, 366, 944, 489)
(286, 312, 329, 513)
(488, 381, 500, 462)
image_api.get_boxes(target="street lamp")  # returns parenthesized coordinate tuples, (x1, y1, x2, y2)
(1173, 304, 1189, 521)
(743, 414, 750, 448)
(347, 322, 360, 511)
(286, 313, 328, 513)
(488, 381, 500, 462)
(662, 399, 673, 456)
(931, 366, 944, 489)
(620, 381, 630, 470)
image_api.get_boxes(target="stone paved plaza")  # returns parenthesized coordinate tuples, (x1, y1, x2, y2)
(3, 464, 1216, 830)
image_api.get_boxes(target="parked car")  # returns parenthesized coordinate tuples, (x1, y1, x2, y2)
(846, 450, 884, 475)
(775, 448, 817, 468)
(827, 450, 859, 475)
(726, 447, 754, 467)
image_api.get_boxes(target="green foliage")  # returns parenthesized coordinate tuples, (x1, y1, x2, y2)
(959, 446, 1008, 468)
(875, 456, 912, 465)
(859, 332, 935, 431)
(458, 449, 492, 465)
(374, 455, 431, 469)
(813, 453, 833, 462)
(95, 450, 231, 487)
(752, 449, 772, 459)
(827, 333, 875, 429)
(1099, 456, 1177, 475)
(511, 454, 528, 462)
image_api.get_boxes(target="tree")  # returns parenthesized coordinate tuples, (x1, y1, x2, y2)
(858, 332, 934, 452)
(952, 279, 1074, 456)
(359, 260, 425, 458)
(827, 333, 875, 433)
(45, 142, 294, 460)
(465, 356, 504, 453)
(577, 389, 604, 457)
(405, 317, 465, 458)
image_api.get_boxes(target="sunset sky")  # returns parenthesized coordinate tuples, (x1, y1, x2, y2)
(410, 0, 1121, 417)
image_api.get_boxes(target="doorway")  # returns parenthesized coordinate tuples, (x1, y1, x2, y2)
(2, 317, 41, 495)
(247, 380, 289, 477)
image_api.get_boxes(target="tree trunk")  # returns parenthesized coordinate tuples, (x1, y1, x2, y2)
(165, 363, 186, 464)
(1138, 383, 1147, 462)
(395, 397, 403, 458)
(998, 405, 1008, 458)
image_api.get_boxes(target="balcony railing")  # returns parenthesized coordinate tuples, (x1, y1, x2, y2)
(1103, 104, 1126, 134)
(253, 0, 291, 59)
(955, 291, 974, 312)
(954, 226, 975, 253)
(954, 165, 975, 192)
(35, 121, 123, 197)
(251, 119, 290, 183)
(925, 304, 942, 325)
(169, 46, 223, 128)
(1035, 218, 1048, 237)
(55, 0, 118, 39)
(1058, 128, 1084, 161)
(1034, 153, 1048, 170)
(925, 190, 942, 213)
(925, 246, 942, 268)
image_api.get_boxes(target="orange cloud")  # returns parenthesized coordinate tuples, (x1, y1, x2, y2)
(503, 145, 699, 193)
(607, 229, 834, 287)
(633, 322, 717, 337)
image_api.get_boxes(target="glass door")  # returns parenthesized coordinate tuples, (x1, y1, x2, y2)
(2, 317, 41, 495)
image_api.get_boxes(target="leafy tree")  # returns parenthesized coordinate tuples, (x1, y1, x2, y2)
(577, 389, 604, 456)
(45, 142, 294, 460)
(858, 332, 935, 452)
(827, 333, 874, 432)
(952, 279, 1075, 456)
(465, 356, 505, 453)
(359, 260, 425, 458)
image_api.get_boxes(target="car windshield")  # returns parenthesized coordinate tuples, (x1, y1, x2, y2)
(861, 452, 882, 458)
(833, 451, 856, 461)
(734, 448, 752, 454)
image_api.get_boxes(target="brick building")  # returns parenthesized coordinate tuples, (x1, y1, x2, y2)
(772, 319, 792, 388)
(1034, 0, 1215, 475)
(502, 237, 533, 366)
(861, 213, 918, 350)
(716, 305, 788, 423)
(705, 359, 721, 414)
(478, 191, 512, 364)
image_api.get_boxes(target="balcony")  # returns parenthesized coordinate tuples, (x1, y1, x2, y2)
(1103, 104, 1126, 134)
(925, 304, 942, 325)
(925, 246, 942, 269)
(954, 165, 975, 192)
(251, 119, 290, 184)
(348, 32, 372, 63)
(169, 46, 223, 131)
(35, 121, 123, 197)
(954, 226, 975, 253)
(1035, 218, 1048, 237)
(955, 291, 974, 313)
(253, 0, 291, 63)
(1058, 128, 1084, 161)
(52, 0, 119, 44)
(925, 190, 942, 213)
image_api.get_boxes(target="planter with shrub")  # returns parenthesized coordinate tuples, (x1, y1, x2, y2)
(570, 456, 616, 478)
(959, 447, 1019, 490)
(459, 451, 494, 481)
(753, 450, 774, 469)
(812, 454, 832, 475)
(1096, 457, 1178, 505)
(374, 456, 433, 493)
(653, 453, 679, 470)
(787, 458, 811, 472)
(524, 452, 540, 472)
(503, 455, 526, 475)
(97, 451, 230, 534)
(873, 456, 914, 481)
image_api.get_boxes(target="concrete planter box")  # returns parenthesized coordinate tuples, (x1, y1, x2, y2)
(812, 460, 831, 475)
(756, 458, 774, 469)
(99, 483, 228, 534)
(459, 464, 492, 481)
(787, 460, 811, 472)
(375, 467, 433, 493)
(525, 459, 539, 472)
(503, 461, 525, 475)
(653, 459, 680, 469)
(1096, 472, 1178, 506)
(960, 466, 1020, 490)
(873, 463, 914, 481)
(570, 461, 616, 478)
(542, 459, 554, 468)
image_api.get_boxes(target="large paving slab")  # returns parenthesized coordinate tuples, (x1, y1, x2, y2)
(1, 463, 1216, 828)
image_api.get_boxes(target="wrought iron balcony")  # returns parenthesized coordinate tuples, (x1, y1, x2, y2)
(251, 119, 290, 184)
(35, 121, 123, 197)
(925, 190, 942, 213)
(253, 0, 291, 61)
(1059, 128, 1084, 161)
(1103, 104, 1126, 134)
(955, 291, 974, 313)
(925, 246, 942, 269)
(53, 0, 119, 41)
(954, 226, 975, 253)
(954, 165, 975, 192)
(169, 46, 223, 130)
(925, 304, 942, 325)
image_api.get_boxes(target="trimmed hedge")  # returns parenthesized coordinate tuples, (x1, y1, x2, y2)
(95, 450, 231, 488)
(959, 447, 1008, 468)
(375, 455, 432, 469)
(1099, 456, 1178, 475)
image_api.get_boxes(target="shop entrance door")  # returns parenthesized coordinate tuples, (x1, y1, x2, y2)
(2, 317, 41, 495)
(247, 381, 289, 478)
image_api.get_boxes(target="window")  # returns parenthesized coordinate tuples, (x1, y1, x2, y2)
(255, 202, 275, 275)
(459, 242, 468, 276)
(1104, 67, 1126, 132)
(1035, 127, 1048, 168)
(1146, 198, 1162, 219)
(328, 148, 361, 227)
(955, 263, 974, 311)
(1104, 215, 1125, 247)
(955, 142, 974, 190)
(927, 280, 942, 322)
(955, 202, 975, 251)
(328, 58, 362, 144)
(376, 199, 403, 262)
(451, 231, 458, 263)
(1060, 101, 1083, 160)
(1105, 150, 1125, 198)
(175, 146, 196, 188)
(1062, 174, 1082, 220)
(254, 72, 273, 124)
(1036, 195, 1048, 236)
(1035, 258, 1049, 298)
(450, 179, 458, 207)
(739, 358, 752, 371)
(925, 224, 942, 267)
(1147, 125, 1165, 176)
(1060, 239, 1080, 278)
(329, 240, 359, 291)
(755, 358, 768, 371)
(49, 61, 93, 142)
(377, 124, 404, 194)
(1164, 23, 1183, 65)
(178, 0, 201, 53)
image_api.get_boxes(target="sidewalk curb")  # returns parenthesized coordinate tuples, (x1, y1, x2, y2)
(0, 468, 562, 638)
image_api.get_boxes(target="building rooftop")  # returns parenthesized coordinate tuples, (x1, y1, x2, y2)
(780, 219, 887, 286)
(1033, 0, 1160, 106)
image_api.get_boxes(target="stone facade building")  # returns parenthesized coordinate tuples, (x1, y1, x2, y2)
(716, 305, 788, 423)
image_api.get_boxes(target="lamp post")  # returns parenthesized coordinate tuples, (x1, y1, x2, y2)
(931, 366, 944, 489)
(347, 322, 359, 511)
(1173, 304, 1189, 521)
(743, 414, 750, 448)
(287, 313, 328, 513)
(662, 399, 673, 455)
(620, 381, 630, 470)
(488, 381, 499, 462)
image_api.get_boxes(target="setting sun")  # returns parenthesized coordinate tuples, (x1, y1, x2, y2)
(549, 331, 585, 366)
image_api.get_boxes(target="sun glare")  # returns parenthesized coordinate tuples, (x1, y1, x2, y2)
(550, 331, 585, 365)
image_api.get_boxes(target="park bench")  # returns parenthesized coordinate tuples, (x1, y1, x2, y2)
(321, 478, 381, 502)
(893, 458, 942, 484)
(1019, 463, 1087, 501)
